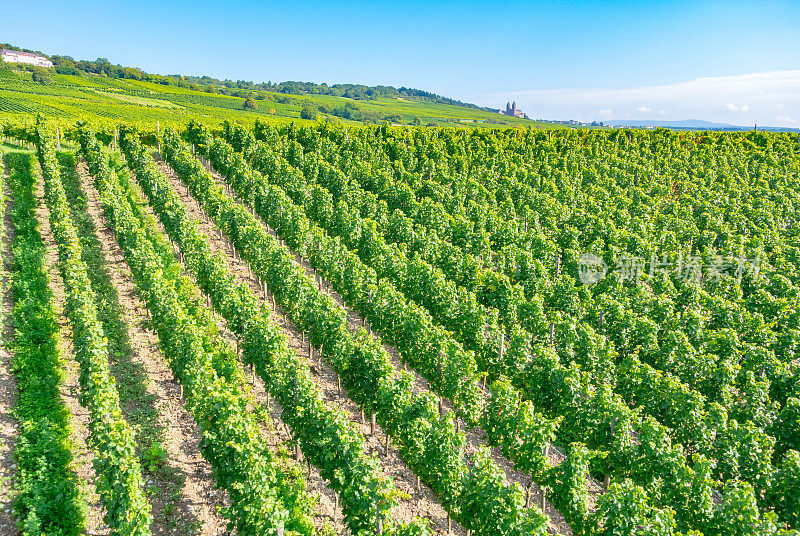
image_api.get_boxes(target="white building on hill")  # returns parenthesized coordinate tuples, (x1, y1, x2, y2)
(1, 49, 53, 68)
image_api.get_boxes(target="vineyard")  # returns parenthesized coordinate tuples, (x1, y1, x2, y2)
(0, 115, 798, 536)
(0, 67, 537, 130)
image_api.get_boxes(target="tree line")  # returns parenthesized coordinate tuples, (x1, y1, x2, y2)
(0, 43, 491, 111)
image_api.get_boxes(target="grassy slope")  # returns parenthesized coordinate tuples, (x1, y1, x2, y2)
(0, 68, 549, 130)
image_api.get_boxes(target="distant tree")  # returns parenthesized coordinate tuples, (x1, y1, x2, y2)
(122, 67, 144, 80)
(55, 65, 81, 76)
(31, 68, 51, 85)
(94, 57, 112, 75)
(243, 95, 258, 110)
(410, 116, 422, 125)
(205, 84, 217, 94)
(300, 106, 318, 120)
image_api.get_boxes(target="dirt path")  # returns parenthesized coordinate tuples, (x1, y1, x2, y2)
(76, 158, 230, 536)
(156, 156, 488, 535)
(0, 156, 19, 536)
(36, 161, 109, 535)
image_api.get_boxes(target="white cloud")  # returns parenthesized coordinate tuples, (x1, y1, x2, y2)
(778, 115, 796, 123)
(636, 105, 651, 113)
(475, 69, 800, 127)
(658, 109, 668, 115)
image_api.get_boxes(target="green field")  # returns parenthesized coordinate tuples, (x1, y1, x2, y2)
(0, 67, 545, 131)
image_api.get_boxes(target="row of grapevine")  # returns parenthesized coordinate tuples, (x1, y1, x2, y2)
(4, 151, 87, 534)
(117, 127, 430, 536)
(208, 123, 790, 535)
(141, 126, 550, 536)
(34, 119, 152, 535)
(79, 125, 321, 535)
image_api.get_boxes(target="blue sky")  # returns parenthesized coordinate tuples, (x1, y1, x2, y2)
(2, 0, 799, 125)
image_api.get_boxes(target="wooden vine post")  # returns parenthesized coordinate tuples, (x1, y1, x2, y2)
(499, 331, 505, 367)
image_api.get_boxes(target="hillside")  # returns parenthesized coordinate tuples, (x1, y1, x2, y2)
(0, 61, 540, 129)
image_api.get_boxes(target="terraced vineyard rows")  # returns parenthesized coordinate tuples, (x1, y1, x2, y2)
(0, 116, 797, 536)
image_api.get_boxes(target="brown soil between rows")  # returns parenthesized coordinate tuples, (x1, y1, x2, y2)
(153, 154, 466, 535)
(36, 163, 109, 535)
(0, 156, 20, 536)
(76, 159, 229, 536)
(113, 153, 339, 533)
